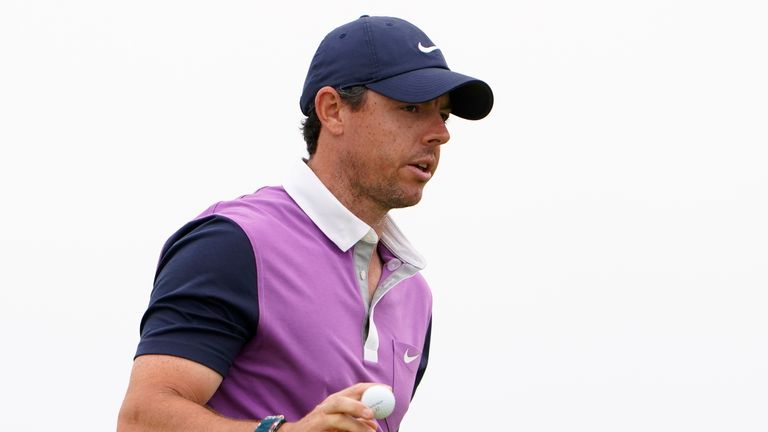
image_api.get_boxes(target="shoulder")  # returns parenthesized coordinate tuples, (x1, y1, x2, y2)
(196, 187, 319, 246)
(203, 186, 295, 219)
(159, 213, 251, 262)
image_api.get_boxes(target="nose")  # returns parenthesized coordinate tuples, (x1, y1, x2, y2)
(424, 113, 451, 146)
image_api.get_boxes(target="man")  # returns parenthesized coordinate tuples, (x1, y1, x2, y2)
(118, 15, 493, 432)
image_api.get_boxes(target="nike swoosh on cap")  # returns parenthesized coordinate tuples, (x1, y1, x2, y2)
(417, 42, 440, 53)
(403, 349, 420, 364)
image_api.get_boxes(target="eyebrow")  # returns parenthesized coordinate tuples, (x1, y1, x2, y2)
(431, 96, 451, 111)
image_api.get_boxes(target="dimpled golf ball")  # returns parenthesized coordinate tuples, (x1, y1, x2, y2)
(361, 385, 395, 419)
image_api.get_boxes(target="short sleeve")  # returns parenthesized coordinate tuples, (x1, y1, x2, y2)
(135, 215, 259, 377)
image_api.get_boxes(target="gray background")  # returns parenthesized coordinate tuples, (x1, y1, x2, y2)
(1, 0, 766, 430)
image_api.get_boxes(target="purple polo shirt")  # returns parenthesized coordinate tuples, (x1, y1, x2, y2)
(137, 161, 433, 431)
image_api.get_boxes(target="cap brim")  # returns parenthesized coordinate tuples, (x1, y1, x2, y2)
(365, 67, 493, 120)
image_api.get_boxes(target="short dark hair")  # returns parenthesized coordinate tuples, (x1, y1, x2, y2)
(301, 86, 368, 158)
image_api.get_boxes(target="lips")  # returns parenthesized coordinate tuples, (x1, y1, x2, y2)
(407, 157, 435, 181)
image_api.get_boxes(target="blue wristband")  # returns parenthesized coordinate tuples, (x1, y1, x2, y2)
(255, 415, 286, 432)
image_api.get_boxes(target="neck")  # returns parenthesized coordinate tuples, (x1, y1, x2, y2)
(306, 158, 388, 234)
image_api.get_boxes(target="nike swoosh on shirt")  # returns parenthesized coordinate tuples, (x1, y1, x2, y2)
(404, 349, 420, 364)
(418, 42, 440, 53)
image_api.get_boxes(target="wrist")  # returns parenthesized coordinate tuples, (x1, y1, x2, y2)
(255, 415, 286, 432)
(274, 422, 293, 432)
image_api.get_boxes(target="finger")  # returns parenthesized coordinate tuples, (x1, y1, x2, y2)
(335, 382, 392, 399)
(319, 395, 374, 420)
(359, 418, 379, 430)
(322, 413, 377, 432)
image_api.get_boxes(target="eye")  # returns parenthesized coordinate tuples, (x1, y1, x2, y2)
(440, 112, 450, 122)
(401, 105, 419, 113)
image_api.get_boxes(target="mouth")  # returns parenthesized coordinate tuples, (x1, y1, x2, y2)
(407, 160, 434, 181)
(413, 163, 430, 173)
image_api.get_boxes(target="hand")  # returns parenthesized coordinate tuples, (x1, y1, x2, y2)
(279, 383, 386, 432)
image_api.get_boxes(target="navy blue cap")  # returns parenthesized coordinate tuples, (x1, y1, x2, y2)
(300, 16, 494, 120)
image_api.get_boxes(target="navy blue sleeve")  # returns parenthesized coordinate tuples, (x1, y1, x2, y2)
(411, 317, 431, 399)
(135, 214, 259, 378)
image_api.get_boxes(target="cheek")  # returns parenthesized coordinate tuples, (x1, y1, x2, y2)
(364, 127, 401, 163)
(354, 115, 415, 170)
(375, 123, 403, 147)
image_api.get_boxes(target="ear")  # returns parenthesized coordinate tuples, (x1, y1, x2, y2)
(314, 86, 345, 136)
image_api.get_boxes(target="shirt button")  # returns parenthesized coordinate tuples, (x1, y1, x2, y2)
(360, 270, 367, 280)
(363, 230, 378, 244)
(386, 259, 402, 271)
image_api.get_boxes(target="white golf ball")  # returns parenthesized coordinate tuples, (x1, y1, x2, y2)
(361, 385, 395, 419)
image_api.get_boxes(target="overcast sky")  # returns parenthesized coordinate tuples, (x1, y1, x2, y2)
(1, 1, 767, 431)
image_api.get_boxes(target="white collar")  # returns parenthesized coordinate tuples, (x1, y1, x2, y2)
(282, 160, 426, 269)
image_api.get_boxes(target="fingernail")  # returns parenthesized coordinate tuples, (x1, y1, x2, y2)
(363, 408, 374, 418)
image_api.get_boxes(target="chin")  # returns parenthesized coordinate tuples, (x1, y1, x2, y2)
(394, 192, 424, 209)
(380, 183, 425, 209)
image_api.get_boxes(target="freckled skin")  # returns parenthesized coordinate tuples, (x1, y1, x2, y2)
(336, 91, 452, 215)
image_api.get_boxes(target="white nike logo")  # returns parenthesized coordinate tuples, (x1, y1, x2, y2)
(418, 42, 440, 53)
(403, 350, 420, 364)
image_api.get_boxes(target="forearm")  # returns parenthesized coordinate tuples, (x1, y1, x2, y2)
(118, 389, 258, 432)
(118, 356, 379, 432)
